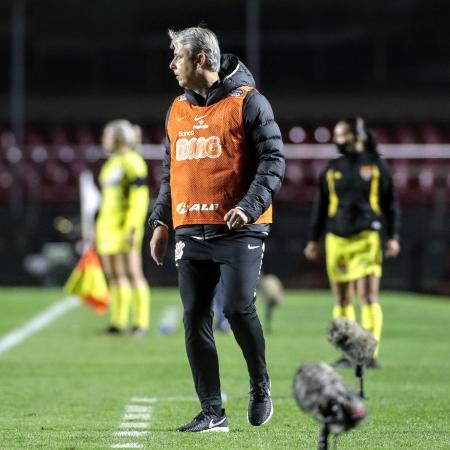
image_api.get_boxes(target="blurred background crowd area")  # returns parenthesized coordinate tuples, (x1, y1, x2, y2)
(1, 0, 449, 293)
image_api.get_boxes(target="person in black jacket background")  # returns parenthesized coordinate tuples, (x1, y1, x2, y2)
(149, 26, 285, 432)
(304, 117, 400, 368)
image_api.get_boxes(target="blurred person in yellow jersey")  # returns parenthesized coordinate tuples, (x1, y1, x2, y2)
(304, 118, 401, 368)
(96, 119, 151, 336)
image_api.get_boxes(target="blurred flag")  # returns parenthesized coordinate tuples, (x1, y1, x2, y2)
(64, 248, 109, 314)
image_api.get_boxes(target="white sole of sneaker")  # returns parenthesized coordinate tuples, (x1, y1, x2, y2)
(200, 427, 229, 433)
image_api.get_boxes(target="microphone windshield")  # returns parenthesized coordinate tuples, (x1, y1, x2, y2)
(327, 317, 377, 365)
(293, 362, 366, 434)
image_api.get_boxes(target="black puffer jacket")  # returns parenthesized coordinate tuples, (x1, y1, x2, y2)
(309, 150, 401, 240)
(150, 54, 285, 239)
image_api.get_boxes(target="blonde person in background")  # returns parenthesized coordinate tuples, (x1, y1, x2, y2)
(96, 119, 151, 336)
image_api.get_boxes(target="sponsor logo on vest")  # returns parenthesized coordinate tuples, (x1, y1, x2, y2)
(176, 202, 219, 214)
(193, 113, 209, 129)
(175, 136, 222, 160)
(178, 130, 195, 137)
(193, 121, 208, 129)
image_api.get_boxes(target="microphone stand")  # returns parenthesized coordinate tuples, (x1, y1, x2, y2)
(265, 303, 274, 334)
(318, 420, 330, 450)
(355, 363, 365, 398)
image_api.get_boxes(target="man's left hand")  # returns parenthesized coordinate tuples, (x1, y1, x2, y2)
(224, 208, 249, 230)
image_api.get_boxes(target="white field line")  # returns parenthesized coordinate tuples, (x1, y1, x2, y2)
(120, 422, 149, 429)
(111, 444, 143, 449)
(113, 431, 148, 437)
(110, 392, 252, 448)
(152, 395, 201, 402)
(0, 296, 80, 355)
(129, 397, 157, 403)
(126, 405, 152, 413)
(124, 414, 150, 421)
(111, 400, 154, 448)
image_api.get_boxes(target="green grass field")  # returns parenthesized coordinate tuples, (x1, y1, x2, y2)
(0, 287, 449, 449)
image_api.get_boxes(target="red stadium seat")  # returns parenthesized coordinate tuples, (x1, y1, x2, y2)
(0, 162, 13, 203)
(420, 124, 446, 144)
(144, 126, 165, 144)
(0, 130, 16, 150)
(25, 127, 46, 147)
(1, 121, 448, 207)
(395, 126, 419, 144)
(40, 159, 78, 203)
(73, 126, 97, 146)
(49, 126, 71, 147)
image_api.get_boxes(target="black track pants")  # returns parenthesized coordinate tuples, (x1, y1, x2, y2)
(175, 233, 269, 409)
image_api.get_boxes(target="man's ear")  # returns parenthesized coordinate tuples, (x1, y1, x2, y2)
(196, 52, 206, 69)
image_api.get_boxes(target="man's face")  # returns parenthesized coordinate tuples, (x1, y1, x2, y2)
(169, 43, 196, 89)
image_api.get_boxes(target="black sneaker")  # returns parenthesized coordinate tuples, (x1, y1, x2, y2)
(247, 382, 273, 426)
(177, 408, 229, 433)
(104, 325, 124, 335)
(332, 357, 352, 368)
(367, 358, 380, 369)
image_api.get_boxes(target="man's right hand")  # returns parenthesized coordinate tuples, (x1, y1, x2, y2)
(150, 226, 169, 266)
(304, 241, 320, 261)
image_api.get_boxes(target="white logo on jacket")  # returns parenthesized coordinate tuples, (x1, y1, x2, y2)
(228, 88, 244, 97)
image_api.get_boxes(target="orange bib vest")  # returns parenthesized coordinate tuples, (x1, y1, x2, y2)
(167, 86, 273, 229)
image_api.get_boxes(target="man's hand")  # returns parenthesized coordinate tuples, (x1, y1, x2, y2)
(224, 208, 250, 230)
(304, 241, 320, 261)
(385, 238, 400, 258)
(150, 226, 169, 266)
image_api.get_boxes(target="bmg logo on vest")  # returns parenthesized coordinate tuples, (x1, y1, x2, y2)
(175, 136, 223, 161)
(176, 202, 219, 214)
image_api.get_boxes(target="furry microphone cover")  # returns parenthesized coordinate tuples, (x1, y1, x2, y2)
(327, 317, 377, 365)
(293, 362, 366, 434)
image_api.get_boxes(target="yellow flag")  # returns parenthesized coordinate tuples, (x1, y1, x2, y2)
(64, 248, 110, 314)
